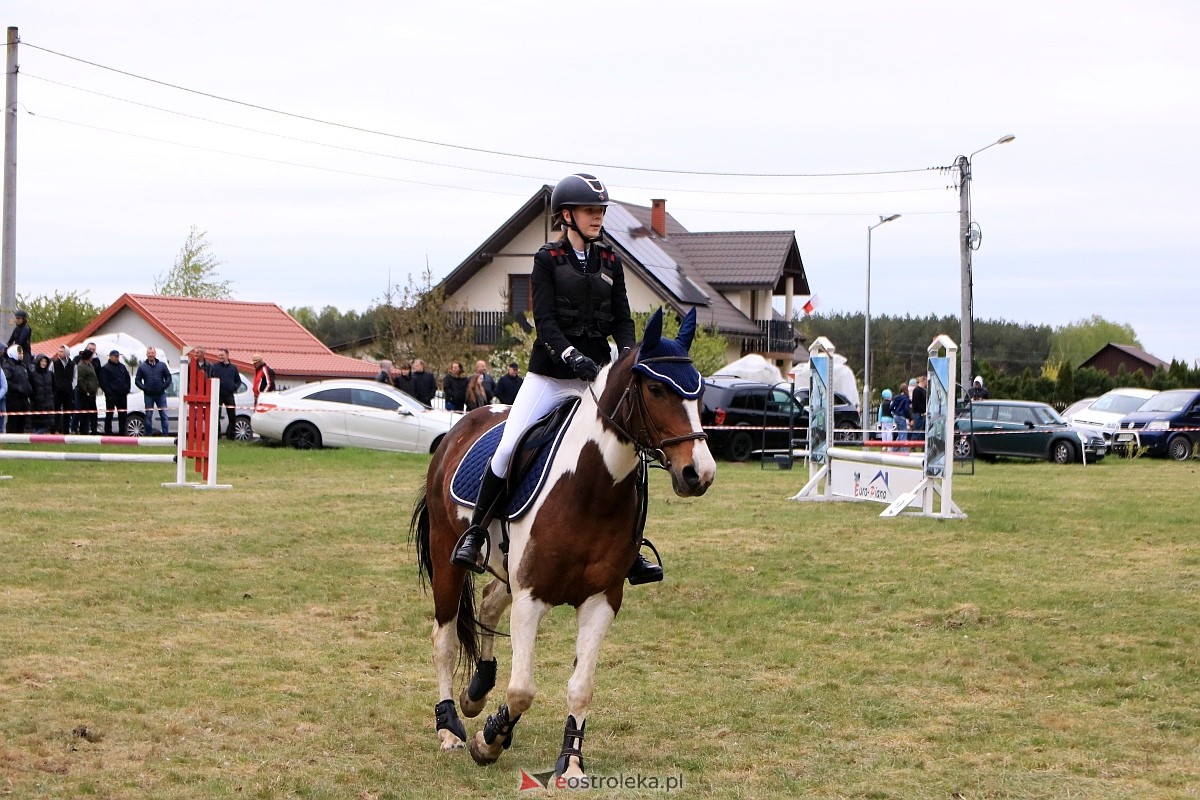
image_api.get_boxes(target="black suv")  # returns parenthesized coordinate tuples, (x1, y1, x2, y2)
(700, 378, 863, 461)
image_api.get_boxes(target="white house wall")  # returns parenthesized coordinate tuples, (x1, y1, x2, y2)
(90, 308, 182, 366)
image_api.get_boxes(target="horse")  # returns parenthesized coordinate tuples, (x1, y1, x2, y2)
(411, 307, 716, 779)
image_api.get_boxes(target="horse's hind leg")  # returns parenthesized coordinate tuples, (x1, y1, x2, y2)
(460, 577, 512, 718)
(469, 590, 550, 766)
(555, 594, 617, 779)
(431, 560, 471, 751)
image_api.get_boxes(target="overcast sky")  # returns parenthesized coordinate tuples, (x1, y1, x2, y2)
(4, 1, 1198, 363)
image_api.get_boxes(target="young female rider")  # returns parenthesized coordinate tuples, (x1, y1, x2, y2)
(451, 173, 662, 585)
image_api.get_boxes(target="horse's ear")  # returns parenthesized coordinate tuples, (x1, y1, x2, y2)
(677, 307, 697, 352)
(642, 307, 664, 350)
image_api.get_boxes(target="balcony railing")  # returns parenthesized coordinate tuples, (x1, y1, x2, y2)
(450, 310, 530, 346)
(741, 319, 801, 356)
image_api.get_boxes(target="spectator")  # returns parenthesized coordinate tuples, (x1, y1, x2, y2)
(99, 349, 132, 436)
(393, 362, 416, 397)
(6, 309, 32, 369)
(29, 353, 55, 434)
(2, 345, 32, 433)
(878, 388, 895, 444)
(251, 355, 276, 404)
(191, 346, 213, 378)
(409, 359, 438, 405)
(0, 358, 6, 433)
(910, 375, 928, 441)
(891, 381, 912, 445)
(968, 376, 989, 401)
(473, 360, 496, 403)
(493, 362, 523, 406)
(50, 345, 75, 434)
(465, 372, 490, 410)
(442, 361, 468, 411)
(135, 347, 172, 436)
(210, 348, 242, 440)
(75, 350, 100, 435)
(375, 360, 394, 384)
(72, 342, 100, 432)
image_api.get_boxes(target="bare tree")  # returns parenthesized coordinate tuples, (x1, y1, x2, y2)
(154, 226, 233, 298)
(374, 265, 474, 371)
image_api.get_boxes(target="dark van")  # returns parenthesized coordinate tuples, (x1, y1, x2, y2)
(1114, 388, 1200, 460)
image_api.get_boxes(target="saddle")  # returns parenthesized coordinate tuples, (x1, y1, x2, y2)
(450, 398, 581, 520)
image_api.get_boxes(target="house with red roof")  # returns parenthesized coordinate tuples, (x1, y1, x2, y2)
(441, 187, 812, 367)
(30, 294, 376, 386)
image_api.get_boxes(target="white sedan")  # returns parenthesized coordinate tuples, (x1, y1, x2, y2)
(253, 379, 463, 452)
(1065, 387, 1158, 443)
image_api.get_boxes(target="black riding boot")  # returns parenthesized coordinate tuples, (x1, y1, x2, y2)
(451, 468, 508, 574)
(627, 541, 664, 585)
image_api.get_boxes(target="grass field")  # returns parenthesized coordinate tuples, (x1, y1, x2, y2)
(1, 444, 1198, 799)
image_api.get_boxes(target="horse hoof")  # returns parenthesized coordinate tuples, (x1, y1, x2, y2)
(437, 729, 466, 752)
(459, 689, 487, 719)
(468, 732, 501, 766)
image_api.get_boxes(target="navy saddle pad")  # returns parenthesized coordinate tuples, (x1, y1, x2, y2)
(450, 400, 580, 521)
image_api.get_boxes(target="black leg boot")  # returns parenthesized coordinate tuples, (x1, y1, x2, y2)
(451, 468, 508, 574)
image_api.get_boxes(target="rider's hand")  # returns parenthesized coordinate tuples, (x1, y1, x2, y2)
(565, 350, 600, 382)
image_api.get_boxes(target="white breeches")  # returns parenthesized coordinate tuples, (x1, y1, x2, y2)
(489, 372, 586, 479)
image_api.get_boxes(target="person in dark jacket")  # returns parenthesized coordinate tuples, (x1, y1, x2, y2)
(6, 309, 32, 369)
(75, 351, 100, 435)
(2, 347, 32, 433)
(409, 359, 438, 405)
(442, 361, 468, 411)
(99, 349, 132, 436)
(50, 345, 76, 434)
(452, 172, 660, 586)
(493, 362, 523, 405)
(393, 362, 416, 397)
(29, 353, 55, 433)
(210, 348, 242, 440)
(135, 347, 172, 436)
(0, 359, 7, 434)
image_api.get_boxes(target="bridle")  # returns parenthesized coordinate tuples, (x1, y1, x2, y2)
(588, 355, 708, 469)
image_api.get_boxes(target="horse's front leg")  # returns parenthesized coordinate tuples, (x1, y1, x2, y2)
(460, 577, 512, 718)
(556, 594, 617, 779)
(469, 590, 549, 766)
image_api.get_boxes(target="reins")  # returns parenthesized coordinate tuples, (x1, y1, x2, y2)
(588, 355, 707, 469)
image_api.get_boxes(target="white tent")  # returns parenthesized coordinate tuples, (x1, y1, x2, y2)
(68, 332, 150, 362)
(709, 354, 785, 385)
(790, 354, 861, 409)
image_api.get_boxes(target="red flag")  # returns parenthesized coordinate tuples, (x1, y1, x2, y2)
(802, 294, 819, 315)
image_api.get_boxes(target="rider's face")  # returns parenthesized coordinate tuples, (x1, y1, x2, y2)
(565, 205, 606, 238)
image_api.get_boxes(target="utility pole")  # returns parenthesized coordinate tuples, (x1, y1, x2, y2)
(1, 27, 17, 343)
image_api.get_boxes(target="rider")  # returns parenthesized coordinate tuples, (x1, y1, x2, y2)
(451, 172, 663, 585)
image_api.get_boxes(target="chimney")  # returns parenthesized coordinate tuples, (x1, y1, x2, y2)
(650, 199, 667, 238)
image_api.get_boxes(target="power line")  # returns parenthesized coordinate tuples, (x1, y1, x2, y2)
(22, 40, 941, 179)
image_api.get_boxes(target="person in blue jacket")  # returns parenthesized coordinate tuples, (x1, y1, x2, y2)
(135, 347, 172, 436)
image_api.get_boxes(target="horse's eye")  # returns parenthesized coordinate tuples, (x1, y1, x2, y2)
(647, 383, 665, 397)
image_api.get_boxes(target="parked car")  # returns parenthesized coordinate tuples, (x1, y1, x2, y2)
(1113, 388, 1200, 460)
(252, 379, 461, 452)
(1060, 396, 1099, 422)
(700, 378, 803, 462)
(954, 399, 1107, 464)
(120, 368, 255, 440)
(794, 388, 863, 442)
(1065, 388, 1158, 443)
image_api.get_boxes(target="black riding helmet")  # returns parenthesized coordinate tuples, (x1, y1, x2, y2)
(551, 173, 610, 243)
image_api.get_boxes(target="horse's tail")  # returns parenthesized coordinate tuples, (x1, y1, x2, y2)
(410, 483, 482, 667)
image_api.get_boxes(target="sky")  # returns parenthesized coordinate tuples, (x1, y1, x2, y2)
(3, 1, 1199, 363)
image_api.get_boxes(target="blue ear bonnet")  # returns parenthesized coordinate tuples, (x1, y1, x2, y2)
(632, 307, 703, 399)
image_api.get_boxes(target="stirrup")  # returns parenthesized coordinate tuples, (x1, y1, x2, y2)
(451, 526, 490, 574)
(627, 539, 664, 585)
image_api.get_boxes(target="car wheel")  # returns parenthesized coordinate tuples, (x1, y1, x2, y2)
(232, 415, 254, 442)
(727, 430, 754, 462)
(283, 421, 322, 449)
(1052, 439, 1076, 465)
(1167, 435, 1193, 461)
(954, 433, 973, 459)
(126, 413, 147, 437)
(835, 421, 859, 443)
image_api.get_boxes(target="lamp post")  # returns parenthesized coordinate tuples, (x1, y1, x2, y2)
(863, 213, 901, 422)
(957, 134, 1015, 397)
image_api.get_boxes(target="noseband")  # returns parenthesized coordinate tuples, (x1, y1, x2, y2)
(590, 356, 707, 469)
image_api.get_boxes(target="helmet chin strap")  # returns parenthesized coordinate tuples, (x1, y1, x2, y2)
(563, 209, 604, 245)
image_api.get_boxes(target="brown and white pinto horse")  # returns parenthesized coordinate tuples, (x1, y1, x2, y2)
(412, 308, 715, 778)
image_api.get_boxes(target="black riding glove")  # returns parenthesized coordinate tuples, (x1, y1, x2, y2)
(565, 350, 600, 382)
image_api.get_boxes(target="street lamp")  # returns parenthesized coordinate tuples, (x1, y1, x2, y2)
(863, 213, 901, 422)
(957, 134, 1015, 396)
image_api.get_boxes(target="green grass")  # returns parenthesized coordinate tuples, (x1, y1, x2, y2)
(2, 445, 1198, 798)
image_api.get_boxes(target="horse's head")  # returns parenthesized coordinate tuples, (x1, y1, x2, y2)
(606, 307, 716, 497)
